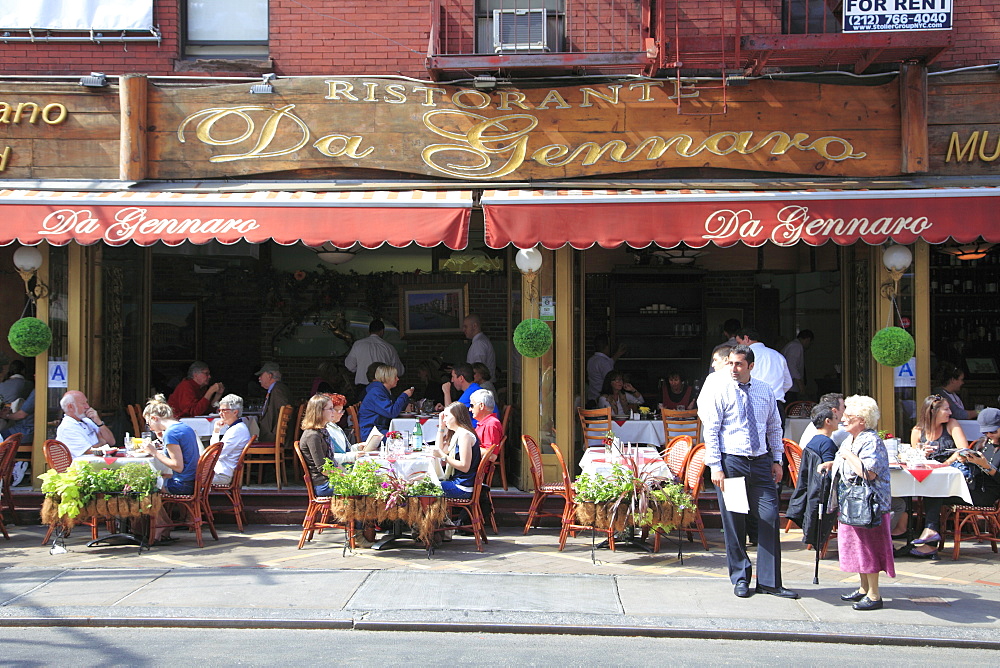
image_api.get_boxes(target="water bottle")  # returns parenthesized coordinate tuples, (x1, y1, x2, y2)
(413, 422, 423, 452)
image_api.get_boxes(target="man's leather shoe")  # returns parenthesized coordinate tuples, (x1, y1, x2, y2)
(755, 585, 800, 599)
(734, 580, 751, 598)
(840, 589, 867, 602)
(852, 596, 884, 611)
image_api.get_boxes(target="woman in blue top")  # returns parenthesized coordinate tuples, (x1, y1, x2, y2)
(432, 401, 482, 498)
(142, 394, 202, 543)
(359, 364, 414, 441)
(142, 394, 200, 495)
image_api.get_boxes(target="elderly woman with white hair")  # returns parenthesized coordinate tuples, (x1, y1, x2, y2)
(210, 394, 252, 486)
(819, 394, 895, 611)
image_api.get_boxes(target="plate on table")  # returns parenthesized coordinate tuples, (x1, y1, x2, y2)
(398, 412, 418, 418)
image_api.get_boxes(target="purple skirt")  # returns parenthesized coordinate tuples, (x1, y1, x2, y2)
(837, 513, 896, 577)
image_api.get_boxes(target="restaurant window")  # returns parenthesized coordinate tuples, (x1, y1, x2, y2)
(184, 0, 269, 58)
(476, 0, 564, 53)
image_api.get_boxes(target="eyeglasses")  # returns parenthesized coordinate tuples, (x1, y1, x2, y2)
(219, 408, 237, 414)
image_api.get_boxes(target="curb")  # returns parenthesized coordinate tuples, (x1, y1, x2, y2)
(2, 616, 999, 650)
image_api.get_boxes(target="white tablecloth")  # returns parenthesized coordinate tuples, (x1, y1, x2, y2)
(578, 446, 671, 479)
(610, 419, 665, 447)
(889, 465, 973, 504)
(390, 416, 440, 445)
(180, 416, 259, 439)
(363, 452, 445, 481)
(784, 417, 810, 445)
(73, 455, 172, 488)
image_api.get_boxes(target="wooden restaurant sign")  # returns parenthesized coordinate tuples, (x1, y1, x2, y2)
(146, 77, 902, 181)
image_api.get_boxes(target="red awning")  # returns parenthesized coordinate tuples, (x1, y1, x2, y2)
(0, 189, 472, 249)
(481, 188, 1000, 249)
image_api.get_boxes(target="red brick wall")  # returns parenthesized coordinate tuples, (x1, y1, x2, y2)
(2, 1, 996, 78)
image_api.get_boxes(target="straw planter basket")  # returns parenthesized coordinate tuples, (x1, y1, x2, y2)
(41, 494, 161, 529)
(328, 495, 446, 544)
(574, 501, 630, 532)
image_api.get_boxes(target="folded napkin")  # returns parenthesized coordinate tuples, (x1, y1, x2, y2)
(103, 457, 118, 464)
(906, 468, 934, 483)
(614, 419, 627, 427)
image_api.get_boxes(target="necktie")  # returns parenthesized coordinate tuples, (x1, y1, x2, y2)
(262, 389, 271, 415)
(738, 382, 762, 455)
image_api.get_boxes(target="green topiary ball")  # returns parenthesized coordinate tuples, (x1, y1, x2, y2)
(870, 326, 914, 367)
(8, 317, 53, 357)
(513, 318, 553, 358)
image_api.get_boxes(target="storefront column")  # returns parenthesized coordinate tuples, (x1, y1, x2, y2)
(554, 247, 576, 476)
(29, 246, 50, 488)
(873, 244, 900, 436)
(914, 242, 931, 402)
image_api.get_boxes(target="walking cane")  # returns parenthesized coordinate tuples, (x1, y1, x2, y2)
(813, 469, 830, 585)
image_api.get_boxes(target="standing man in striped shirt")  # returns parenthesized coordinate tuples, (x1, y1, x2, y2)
(698, 344, 798, 600)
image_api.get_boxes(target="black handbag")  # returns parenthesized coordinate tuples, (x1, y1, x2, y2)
(837, 464, 883, 528)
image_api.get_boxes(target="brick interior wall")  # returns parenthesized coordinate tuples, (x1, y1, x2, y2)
(151, 249, 509, 407)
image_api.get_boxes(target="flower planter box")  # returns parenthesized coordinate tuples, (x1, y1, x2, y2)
(573, 500, 694, 532)
(41, 493, 162, 529)
(328, 494, 446, 543)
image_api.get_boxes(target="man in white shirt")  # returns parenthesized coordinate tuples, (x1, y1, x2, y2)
(463, 314, 496, 381)
(780, 329, 813, 402)
(796, 392, 850, 449)
(586, 334, 625, 407)
(55, 390, 115, 458)
(345, 319, 405, 400)
(736, 328, 793, 405)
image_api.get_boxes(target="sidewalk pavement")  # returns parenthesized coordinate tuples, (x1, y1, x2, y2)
(2, 524, 999, 647)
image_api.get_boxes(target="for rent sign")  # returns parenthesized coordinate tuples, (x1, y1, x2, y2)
(844, 0, 952, 32)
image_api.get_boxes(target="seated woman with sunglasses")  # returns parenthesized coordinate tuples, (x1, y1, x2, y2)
(909, 394, 969, 462)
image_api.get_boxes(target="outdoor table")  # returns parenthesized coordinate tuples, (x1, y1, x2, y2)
(390, 415, 440, 445)
(889, 463, 973, 505)
(352, 451, 446, 552)
(609, 418, 665, 447)
(180, 415, 260, 443)
(74, 453, 173, 481)
(578, 446, 670, 479)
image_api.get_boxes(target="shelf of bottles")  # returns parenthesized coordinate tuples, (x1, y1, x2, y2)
(929, 250, 1000, 355)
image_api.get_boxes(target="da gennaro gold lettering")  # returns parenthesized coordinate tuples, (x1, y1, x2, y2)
(177, 105, 311, 162)
(946, 131, 1000, 163)
(0, 101, 68, 125)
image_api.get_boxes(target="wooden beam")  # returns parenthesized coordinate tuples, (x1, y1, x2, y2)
(854, 48, 883, 74)
(900, 61, 928, 174)
(119, 74, 147, 181)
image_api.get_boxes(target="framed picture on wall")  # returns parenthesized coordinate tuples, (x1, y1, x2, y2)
(399, 284, 468, 336)
(151, 300, 200, 361)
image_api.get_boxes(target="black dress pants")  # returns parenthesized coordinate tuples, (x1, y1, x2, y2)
(717, 453, 783, 588)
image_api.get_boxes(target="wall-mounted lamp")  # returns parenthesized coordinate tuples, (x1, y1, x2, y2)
(13, 245, 49, 301)
(250, 73, 276, 94)
(312, 242, 358, 265)
(938, 240, 995, 261)
(79, 72, 107, 87)
(653, 245, 706, 265)
(515, 246, 543, 305)
(880, 243, 912, 300)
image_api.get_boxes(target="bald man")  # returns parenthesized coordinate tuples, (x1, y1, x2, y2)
(56, 390, 115, 457)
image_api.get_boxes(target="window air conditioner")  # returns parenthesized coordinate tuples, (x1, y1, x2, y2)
(492, 8, 548, 53)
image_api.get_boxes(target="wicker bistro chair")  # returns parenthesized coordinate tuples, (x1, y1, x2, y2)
(244, 404, 293, 489)
(577, 407, 612, 449)
(40, 439, 101, 545)
(0, 433, 22, 521)
(435, 443, 500, 553)
(782, 439, 804, 532)
(941, 499, 1000, 561)
(654, 442, 710, 552)
(292, 441, 354, 550)
(554, 442, 617, 552)
(287, 402, 307, 482)
(522, 434, 571, 534)
(209, 435, 256, 532)
(784, 401, 816, 418)
(661, 409, 701, 443)
(346, 403, 362, 444)
(151, 443, 223, 548)
(126, 404, 144, 438)
(663, 435, 694, 481)
(0, 435, 21, 539)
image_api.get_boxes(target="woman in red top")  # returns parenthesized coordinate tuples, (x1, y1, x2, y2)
(661, 372, 693, 410)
